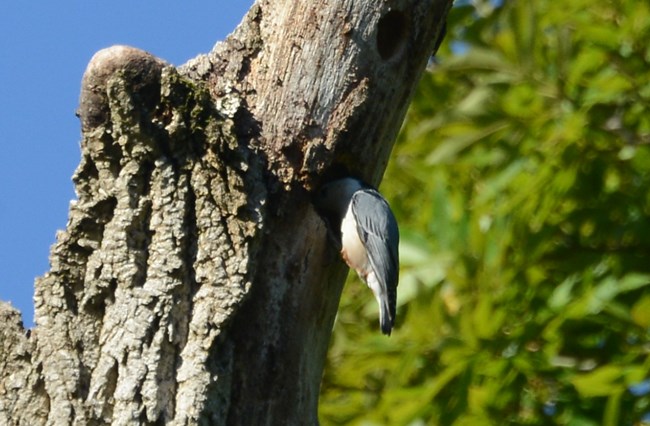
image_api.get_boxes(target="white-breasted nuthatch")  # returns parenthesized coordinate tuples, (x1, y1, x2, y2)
(314, 178, 399, 335)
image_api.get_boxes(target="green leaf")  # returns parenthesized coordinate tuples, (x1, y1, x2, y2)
(631, 295, 650, 328)
(572, 365, 625, 397)
(617, 273, 650, 293)
(425, 121, 509, 165)
(583, 69, 633, 106)
(548, 275, 578, 311)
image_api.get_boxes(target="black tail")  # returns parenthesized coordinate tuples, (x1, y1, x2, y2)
(379, 298, 394, 336)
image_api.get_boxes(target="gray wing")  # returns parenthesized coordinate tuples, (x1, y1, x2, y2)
(351, 189, 399, 323)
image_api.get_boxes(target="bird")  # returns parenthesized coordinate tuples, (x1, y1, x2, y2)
(314, 177, 399, 335)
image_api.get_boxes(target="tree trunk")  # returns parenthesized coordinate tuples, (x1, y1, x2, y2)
(0, 0, 450, 424)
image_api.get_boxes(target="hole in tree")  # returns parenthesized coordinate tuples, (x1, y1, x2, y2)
(376, 10, 408, 60)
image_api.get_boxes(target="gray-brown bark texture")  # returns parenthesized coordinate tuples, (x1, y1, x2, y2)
(0, 0, 451, 424)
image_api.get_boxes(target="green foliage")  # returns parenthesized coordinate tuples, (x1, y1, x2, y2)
(320, 0, 650, 424)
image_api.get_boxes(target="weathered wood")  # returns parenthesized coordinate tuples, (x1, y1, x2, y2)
(0, 0, 451, 424)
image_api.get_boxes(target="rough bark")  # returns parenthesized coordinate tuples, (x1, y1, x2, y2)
(0, 0, 451, 425)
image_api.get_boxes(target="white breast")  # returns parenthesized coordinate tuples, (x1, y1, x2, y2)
(340, 203, 370, 278)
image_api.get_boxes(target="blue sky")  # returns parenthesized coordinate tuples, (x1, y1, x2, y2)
(0, 1, 253, 327)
